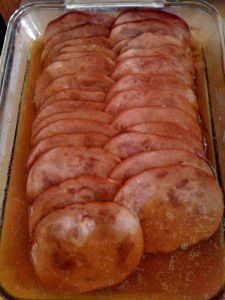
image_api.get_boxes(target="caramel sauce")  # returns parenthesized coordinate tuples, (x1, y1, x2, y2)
(0, 40, 224, 300)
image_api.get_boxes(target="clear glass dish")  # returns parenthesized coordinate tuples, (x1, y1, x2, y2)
(0, 1, 224, 299)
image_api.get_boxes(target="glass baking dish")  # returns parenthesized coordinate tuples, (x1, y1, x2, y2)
(0, 0, 224, 299)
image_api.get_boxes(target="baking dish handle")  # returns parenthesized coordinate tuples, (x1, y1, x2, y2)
(65, 0, 168, 9)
